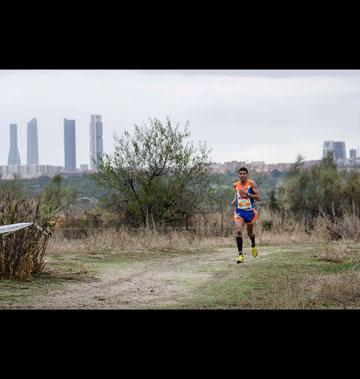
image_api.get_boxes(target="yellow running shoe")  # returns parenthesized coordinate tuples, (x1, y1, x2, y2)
(237, 254, 244, 264)
(251, 247, 258, 257)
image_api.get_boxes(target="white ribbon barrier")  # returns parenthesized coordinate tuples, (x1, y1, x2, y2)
(0, 222, 50, 237)
(0, 222, 34, 234)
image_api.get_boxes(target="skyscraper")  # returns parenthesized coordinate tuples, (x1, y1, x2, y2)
(64, 119, 76, 172)
(27, 118, 39, 165)
(89, 114, 103, 169)
(333, 141, 346, 160)
(350, 149, 357, 160)
(322, 141, 346, 160)
(8, 124, 21, 166)
(323, 141, 334, 158)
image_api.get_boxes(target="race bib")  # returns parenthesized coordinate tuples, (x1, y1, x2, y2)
(237, 198, 252, 210)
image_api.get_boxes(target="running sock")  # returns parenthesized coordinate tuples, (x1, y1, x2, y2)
(236, 237, 243, 254)
(250, 236, 256, 248)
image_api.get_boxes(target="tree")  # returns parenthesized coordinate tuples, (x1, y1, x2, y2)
(345, 170, 360, 215)
(287, 154, 306, 178)
(206, 175, 234, 234)
(268, 188, 280, 212)
(93, 118, 211, 227)
(0, 175, 28, 201)
(39, 175, 78, 217)
(280, 152, 346, 222)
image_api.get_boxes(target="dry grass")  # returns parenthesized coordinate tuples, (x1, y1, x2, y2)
(50, 207, 360, 255)
(257, 210, 360, 245)
(246, 271, 360, 309)
(47, 208, 319, 255)
(315, 241, 351, 263)
(0, 198, 58, 280)
(47, 215, 357, 256)
(47, 227, 233, 255)
(255, 208, 312, 245)
(314, 211, 360, 241)
(242, 241, 360, 309)
(302, 272, 360, 308)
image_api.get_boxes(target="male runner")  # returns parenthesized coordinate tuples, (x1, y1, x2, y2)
(231, 167, 261, 263)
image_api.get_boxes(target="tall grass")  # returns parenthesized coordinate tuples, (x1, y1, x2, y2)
(314, 210, 360, 241)
(47, 226, 233, 255)
(0, 198, 59, 280)
(245, 271, 360, 309)
(46, 206, 360, 255)
(45, 210, 319, 255)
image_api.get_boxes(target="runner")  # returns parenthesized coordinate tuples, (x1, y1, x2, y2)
(231, 167, 261, 263)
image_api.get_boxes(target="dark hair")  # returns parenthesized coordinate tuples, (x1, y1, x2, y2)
(238, 167, 248, 174)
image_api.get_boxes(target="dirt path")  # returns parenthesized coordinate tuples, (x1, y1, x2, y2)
(24, 247, 277, 309)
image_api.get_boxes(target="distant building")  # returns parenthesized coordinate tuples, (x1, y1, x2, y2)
(334, 141, 346, 160)
(209, 162, 226, 174)
(303, 160, 321, 169)
(80, 164, 89, 172)
(223, 161, 246, 173)
(27, 118, 39, 165)
(8, 124, 21, 166)
(266, 163, 292, 172)
(89, 114, 103, 170)
(323, 141, 333, 158)
(350, 149, 357, 160)
(249, 161, 267, 172)
(0, 164, 63, 179)
(323, 141, 346, 160)
(64, 119, 76, 172)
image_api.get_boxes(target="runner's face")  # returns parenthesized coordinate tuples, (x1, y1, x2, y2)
(239, 171, 247, 182)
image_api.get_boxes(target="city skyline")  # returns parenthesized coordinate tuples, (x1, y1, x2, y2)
(2, 114, 105, 170)
(1, 134, 359, 180)
(1, 70, 360, 166)
(2, 116, 359, 168)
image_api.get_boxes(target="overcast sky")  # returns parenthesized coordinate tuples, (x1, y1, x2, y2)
(1, 70, 359, 166)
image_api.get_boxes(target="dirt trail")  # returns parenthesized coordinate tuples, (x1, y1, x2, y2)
(27, 248, 276, 309)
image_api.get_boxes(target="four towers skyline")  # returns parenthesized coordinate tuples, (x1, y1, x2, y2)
(6, 115, 103, 171)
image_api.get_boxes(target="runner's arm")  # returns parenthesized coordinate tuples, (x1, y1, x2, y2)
(248, 180, 261, 201)
(231, 185, 237, 206)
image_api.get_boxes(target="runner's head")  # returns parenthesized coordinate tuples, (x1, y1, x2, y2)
(238, 167, 248, 183)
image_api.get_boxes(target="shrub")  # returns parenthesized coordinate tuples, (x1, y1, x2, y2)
(0, 197, 61, 280)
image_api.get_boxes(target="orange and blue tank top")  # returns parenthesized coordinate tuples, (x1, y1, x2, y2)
(233, 180, 255, 211)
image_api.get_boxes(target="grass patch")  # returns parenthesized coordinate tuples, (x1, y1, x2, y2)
(179, 243, 360, 309)
(0, 254, 101, 308)
(2, 240, 360, 309)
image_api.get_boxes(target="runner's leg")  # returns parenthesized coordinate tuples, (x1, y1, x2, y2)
(247, 223, 255, 246)
(235, 218, 245, 256)
(247, 222, 258, 257)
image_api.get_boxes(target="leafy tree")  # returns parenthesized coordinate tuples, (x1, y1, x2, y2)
(39, 175, 78, 217)
(268, 188, 280, 212)
(310, 158, 344, 219)
(0, 176, 28, 201)
(281, 152, 346, 221)
(206, 175, 234, 233)
(287, 154, 306, 178)
(93, 118, 211, 227)
(344, 170, 360, 215)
